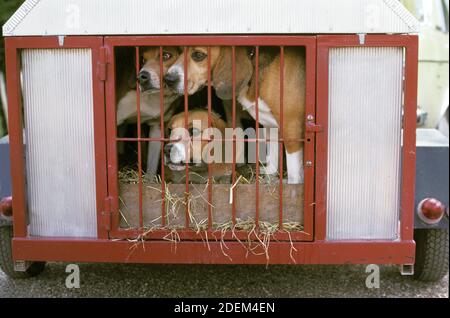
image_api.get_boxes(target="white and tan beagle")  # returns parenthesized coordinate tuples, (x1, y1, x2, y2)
(163, 47, 253, 129)
(116, 46, 181, 179)
(164, 109, 233, 183)
(164, 46, 306, 184)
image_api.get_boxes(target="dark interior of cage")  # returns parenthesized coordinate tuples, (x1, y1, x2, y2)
(115, 46, 305, 233)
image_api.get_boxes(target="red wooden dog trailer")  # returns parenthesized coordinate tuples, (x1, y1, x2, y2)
(2, 0, 443, 281)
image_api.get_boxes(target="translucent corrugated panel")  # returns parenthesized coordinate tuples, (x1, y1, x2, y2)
(21, 49, 97, 237)
(326, 47, 403, 240)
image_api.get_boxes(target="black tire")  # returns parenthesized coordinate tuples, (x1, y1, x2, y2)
(414, 228, 449, 282)
(0, 226, 46, 279)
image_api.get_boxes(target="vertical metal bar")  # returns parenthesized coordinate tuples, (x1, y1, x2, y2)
(135, 47, 143, 230)
(254, 46, 260, 229)
(278, 46, 284, 230)
(159, 46, 166, 227)
(231, 46, 237, 226)
(184, 46, 190, 229)
(207, 46, 213, 229)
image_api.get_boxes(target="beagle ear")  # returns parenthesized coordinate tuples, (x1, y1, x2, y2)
(212, 47, 253, 100)
(254, 46, 279, 69)
(211, 114, 227, 133)
(165, 100, 183, 136)
(165, 115, 177, 137)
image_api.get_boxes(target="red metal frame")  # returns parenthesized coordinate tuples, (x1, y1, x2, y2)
(103, 36, 316, 242)
(315, 35, 418, 241)
(4, 34, 418, 265)
(5, 36, 109, 239)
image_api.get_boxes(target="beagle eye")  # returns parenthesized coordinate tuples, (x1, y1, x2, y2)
(162, 51, 172, 61)
(191, 51, 207, 62)
(188, 128, 201, 137)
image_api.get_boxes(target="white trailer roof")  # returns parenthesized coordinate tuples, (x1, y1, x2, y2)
(3, 0, 419, 37)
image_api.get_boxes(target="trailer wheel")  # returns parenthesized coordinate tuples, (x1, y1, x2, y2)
(414, 228, 449, 282)
(0, 226, 46, 279)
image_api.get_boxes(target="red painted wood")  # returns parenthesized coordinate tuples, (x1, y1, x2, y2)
(104, 36, 316, 241)
(315, 35, 418, 242)
(5, 36, 108, 239)
(12, 238, 415, 265)
(6, 34, 417, 266)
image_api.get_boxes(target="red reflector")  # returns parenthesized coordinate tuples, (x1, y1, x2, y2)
(0, 196, 13, 217)
(417, 198, 445, 224)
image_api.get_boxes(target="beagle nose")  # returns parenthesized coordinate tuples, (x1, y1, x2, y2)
(138, 71, 151, 86)
(164, 144, 173, 158)
(164, 72, 179, 87)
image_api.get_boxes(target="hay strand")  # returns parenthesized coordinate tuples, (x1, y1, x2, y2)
(119, 166, 302, 264)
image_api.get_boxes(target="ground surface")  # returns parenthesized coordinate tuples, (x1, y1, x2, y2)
(0, 263, 448, 298)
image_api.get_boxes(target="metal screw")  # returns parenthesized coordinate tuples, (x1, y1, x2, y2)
(306, 161, 313, 167)
(307, 115, 314, 121)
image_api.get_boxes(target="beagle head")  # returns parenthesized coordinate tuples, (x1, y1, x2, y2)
(164, 47, 254, 100)
(137, 46, 181, 93)
(164, 109, 227, 171)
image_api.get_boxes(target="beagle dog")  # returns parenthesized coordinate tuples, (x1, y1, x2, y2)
(240, 47, 306, 184)
(116, 46, 181, 180)
(163, 47, 254, 129)
(164, 109, 232, 184)
(164, 46, 306, 184)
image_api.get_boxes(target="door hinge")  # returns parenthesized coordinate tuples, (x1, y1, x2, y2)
(305, 122, 323, 133)
(101, 196, 113, 231)
(97, 47, 108, 81)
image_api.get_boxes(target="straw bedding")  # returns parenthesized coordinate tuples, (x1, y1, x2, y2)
(119, 166, 303, 264)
